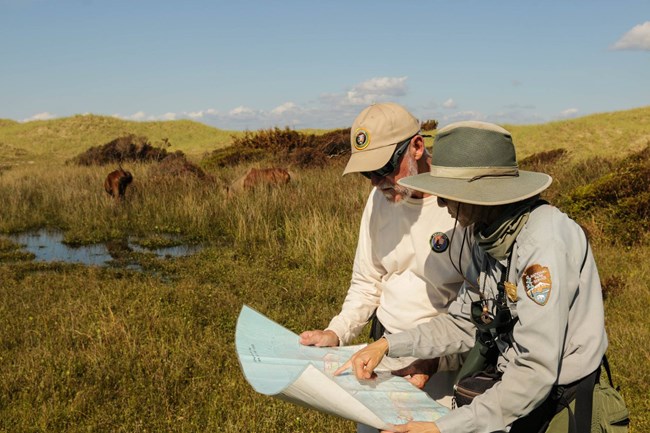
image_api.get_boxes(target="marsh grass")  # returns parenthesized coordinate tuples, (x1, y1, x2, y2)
(1, 110, 650, 432)
(0, 160, 369, 432)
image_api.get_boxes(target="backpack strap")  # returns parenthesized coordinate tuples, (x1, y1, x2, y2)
(602, 354, 615, 388)
(573, 368, 599, 433)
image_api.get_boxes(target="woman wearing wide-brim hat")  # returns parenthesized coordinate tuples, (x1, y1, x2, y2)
(336, 121, 614, 432)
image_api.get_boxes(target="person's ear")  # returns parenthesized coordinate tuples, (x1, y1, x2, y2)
(410, 135, 426, 160)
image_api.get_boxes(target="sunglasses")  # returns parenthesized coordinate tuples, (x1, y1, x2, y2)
(360, 136, 413, 179)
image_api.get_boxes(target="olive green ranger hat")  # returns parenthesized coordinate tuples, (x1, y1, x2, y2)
(343, 102, 421, 175)
(398, 121, 552, 205)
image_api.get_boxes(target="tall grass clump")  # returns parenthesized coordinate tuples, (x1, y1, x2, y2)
(0, 158, 368, 273)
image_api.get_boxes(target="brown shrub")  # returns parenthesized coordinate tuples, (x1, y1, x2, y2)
(519, 148, 568, 171)
(291, 148, 328, 169)
(152, 151, 208, 179)
(201, 146, 266, 169)
(232, 127, 310, 152)
(202, 127, 350, 169)
(71, 134, 169, 166)
(421, 119, 438, 131)
(313, 128, 350, 157)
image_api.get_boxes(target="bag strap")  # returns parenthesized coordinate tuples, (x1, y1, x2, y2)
(602, 354, 615, 388)
(368, 309, 386, 341)
(573, 368, 599, 433)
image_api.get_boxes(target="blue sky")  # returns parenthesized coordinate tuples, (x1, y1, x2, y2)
(1, 0, 649, 130)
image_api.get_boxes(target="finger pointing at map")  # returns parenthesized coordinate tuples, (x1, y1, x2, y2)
(334, 337, 390, 379)
(236, 306, 449, 429)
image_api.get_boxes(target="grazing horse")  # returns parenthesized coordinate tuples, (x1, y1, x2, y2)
(104, 166, 133, 201)
(227, 167, 291, 197)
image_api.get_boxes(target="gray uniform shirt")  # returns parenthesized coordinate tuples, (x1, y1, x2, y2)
(386, 204, 608, 433)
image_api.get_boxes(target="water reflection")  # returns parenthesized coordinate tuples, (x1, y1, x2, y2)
(5, 230, 201, 267)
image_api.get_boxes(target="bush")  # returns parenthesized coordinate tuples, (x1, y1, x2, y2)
(519, 148, 568, 172)
(421, 119, 438, 131)
(152, 151, 209, 180)
(201, 127, 351, 169)
(201, 146, 266, 169)
(562, 145, 650, 245)
(70, 134, 170, 166)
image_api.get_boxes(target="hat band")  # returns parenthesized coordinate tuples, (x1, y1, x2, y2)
(430, 165, 519, 180)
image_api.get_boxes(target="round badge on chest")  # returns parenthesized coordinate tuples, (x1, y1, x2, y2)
(430, 232, 449, 253)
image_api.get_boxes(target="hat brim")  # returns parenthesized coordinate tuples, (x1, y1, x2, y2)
(342, 143, 397, 176)
(398, 170, 552, 205)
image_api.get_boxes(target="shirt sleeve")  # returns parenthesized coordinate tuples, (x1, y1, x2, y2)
(326, 189, 385, 345)
(385, 281, 478, 359)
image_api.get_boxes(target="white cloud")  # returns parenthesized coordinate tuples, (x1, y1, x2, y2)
(22, 112, 56, 122)
(611, 21, 650, 51)
(559, 108, 579, 118)
(187, 111, 205, 119)
(442, 98, 457, 109)
(187, 108, 219, 119)
(128, 111, 147, 121)
(344, 76, 408, 105)
(229, 106, 256, 118)
(439, 110, 487, 126)
(270, 102, 298, 116)
(112, 111, 166, 121)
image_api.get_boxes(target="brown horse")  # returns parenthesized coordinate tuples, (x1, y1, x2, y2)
(104, 166, 133, 201)
(227, 167, 291, 197)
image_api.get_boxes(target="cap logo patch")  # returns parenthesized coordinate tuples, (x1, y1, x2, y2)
(430, 232, 449, 253)
(354, 128, 370, 150)
(523, 264, 552, 306)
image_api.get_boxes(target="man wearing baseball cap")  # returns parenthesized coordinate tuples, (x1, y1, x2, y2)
(336, 121, 612, 432)
(300, 103, 469, 432)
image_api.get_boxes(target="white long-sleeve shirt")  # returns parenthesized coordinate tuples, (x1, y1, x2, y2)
(326, 187, 469, 370)
(386, 204, 608, 432)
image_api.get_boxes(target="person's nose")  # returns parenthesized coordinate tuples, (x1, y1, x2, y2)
(437, 197, 448, 208)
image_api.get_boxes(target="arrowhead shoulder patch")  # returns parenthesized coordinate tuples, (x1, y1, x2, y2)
(523, 264, 552, 306)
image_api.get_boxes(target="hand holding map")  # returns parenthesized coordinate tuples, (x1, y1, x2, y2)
(235, 305, 449, 430)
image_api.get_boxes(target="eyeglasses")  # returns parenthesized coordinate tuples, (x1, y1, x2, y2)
(360, 136, 413, 179)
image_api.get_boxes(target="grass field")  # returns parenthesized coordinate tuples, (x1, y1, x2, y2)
(0, 108, 648, 432)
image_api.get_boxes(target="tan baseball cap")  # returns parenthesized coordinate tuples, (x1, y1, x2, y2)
(343, 102, 421, 175)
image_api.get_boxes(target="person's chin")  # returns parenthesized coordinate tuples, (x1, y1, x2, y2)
(380, 189, 396, 202)
(389, 195, 409, 206)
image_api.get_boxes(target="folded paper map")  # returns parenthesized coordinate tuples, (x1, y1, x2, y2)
(235, 305, 449, 430)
